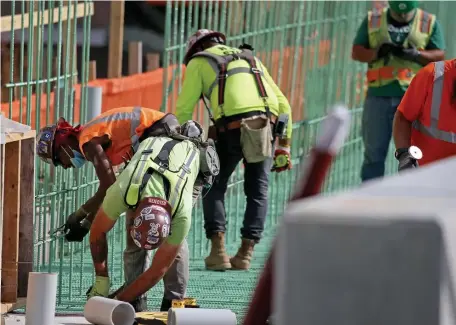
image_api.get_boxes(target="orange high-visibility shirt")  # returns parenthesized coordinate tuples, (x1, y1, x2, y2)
(398, 59, 456, 166)
(78, 106, 165, 166)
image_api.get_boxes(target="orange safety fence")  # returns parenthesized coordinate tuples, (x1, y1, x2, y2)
(1, 41, 340, 130)
(0, 64, 184, 129)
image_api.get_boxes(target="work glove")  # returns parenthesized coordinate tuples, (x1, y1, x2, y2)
(272, 146, 292, 173)
(376, 42, 401, 60)
(395, 148, 419, 172)
(64, 207, 91, 242)
(86, 276, 110, 300)
(393, 44, 421, 62)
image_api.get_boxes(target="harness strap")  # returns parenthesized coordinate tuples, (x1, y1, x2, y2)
(191, 49, 271, 119)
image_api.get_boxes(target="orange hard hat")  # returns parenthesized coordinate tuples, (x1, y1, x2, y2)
(183, 29, 226, 65)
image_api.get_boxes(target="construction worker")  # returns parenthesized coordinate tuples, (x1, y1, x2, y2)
(351, 0, 445, 182)
(36, 106, 182, 311)
(86, 121, 219, 311)
(174, 29, 293, 271)
(393, 59, 456, 171)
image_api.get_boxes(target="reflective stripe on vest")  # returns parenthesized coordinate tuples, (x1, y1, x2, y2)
(412, 61, 456, 143)
(84, 106, 142, 152)
(125, 137, 198, 215)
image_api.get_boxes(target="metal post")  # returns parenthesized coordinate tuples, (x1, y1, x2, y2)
(85, 86, 103, 123)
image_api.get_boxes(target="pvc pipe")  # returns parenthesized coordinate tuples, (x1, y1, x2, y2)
(84, 297, 136, 325)
(167, 308, 237, 325)
(25, 272, 58, 325)
(85, 86, 103, 123)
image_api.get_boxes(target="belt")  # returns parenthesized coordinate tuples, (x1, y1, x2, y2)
(217, 114, 277, 133)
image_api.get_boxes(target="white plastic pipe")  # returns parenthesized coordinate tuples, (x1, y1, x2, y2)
(84, 297, 136, 325)
(25, 272, 58, 325)
(167, 308, 237, 325)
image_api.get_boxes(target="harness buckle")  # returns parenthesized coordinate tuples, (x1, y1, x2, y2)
(158, 162, 168, 174)
(217, 74, 228, 80)
(251, 67, 261, 74)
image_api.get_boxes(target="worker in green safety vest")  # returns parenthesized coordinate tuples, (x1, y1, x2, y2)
(86, 121, 221, 312)
(174, 29, 293, 271)
(351, 0, 445, 182)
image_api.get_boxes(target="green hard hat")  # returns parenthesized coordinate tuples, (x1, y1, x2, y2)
(388, 1, 419, 13)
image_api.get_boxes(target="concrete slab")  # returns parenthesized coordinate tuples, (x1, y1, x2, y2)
(275, 156, 456, 325)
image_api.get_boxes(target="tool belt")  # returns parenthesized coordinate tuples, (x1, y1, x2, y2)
(215, 111, 277, 133)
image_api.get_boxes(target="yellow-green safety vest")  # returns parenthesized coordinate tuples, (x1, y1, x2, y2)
(125, 137, 198, 217)
(367, 7, 435, 88)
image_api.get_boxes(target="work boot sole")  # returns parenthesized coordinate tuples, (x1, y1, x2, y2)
(205, 262, 232, 271)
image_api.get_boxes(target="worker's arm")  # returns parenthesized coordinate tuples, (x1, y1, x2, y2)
(416, 19, 446, 65)
(393, 63, 434, 148)
(116, 186, 192, 302)
(175, 60, 204, 124)
(89, 209, 117, 277)
(351, 16, 377, 63)
(259, 61, 293, 144)
(81, 139, 117, 223)
(89, 181, 128, 277)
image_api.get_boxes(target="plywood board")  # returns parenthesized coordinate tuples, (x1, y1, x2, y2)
(0, 3, 94, 32)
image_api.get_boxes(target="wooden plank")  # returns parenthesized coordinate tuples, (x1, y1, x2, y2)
(107, 0, 125, 78)
(0, 2, 94, 32)
(1, 298, 26, 314)
(1, 141, 21, 303)
(88, 61, 97, 81)
(146, 53, 160, 71)
(17, 138, 34, 298)
(5, 130, 36, 144)
(128, 41, 143, 75)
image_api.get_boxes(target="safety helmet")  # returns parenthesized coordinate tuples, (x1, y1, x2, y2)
(36, 124, 59, 165)
(388, 1, 419, 14)
(180, 120, 205, 141)
(129, 197, 172, 250)
(183, 29, 226, 65)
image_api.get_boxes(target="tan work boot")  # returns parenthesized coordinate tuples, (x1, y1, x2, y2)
(205, 232, 232, 271)
(230, 238, 256, 270)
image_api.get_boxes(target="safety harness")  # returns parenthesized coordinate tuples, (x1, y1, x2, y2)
(190, 44, 272, 125)
(124, 134, 220, 216)
(124, 137, 199, 217)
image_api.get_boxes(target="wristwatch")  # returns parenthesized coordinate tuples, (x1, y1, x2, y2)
(394, 146, 423, 160)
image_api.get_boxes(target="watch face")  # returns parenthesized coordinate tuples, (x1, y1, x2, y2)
(409, 146, 423, 160)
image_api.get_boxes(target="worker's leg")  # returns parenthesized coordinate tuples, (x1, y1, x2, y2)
(230, 156, 273, 270)
(360, 95, 399, 182)
(160, 239, 190, 311)
(123, 214, 151, 312)
(202, 129, 243, 270)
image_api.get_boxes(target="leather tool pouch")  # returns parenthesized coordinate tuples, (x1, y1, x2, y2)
(240, 115, 273, 163)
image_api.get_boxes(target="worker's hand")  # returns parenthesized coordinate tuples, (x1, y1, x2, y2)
(272, 146, 292, 173)
(376, 42, 401, 60)
(395, 148, 419, 172)
(64, 208, 91, 242)
(394, 44, 421, 62)
(86, 276, 110, 300)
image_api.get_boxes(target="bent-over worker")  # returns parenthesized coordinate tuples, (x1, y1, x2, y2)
(36, 106, 182, 311)
(175, 29, 293, 271)
(87, 121, 220, 311)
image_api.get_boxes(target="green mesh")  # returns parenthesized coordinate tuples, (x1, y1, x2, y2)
(2, 0, 456, 321)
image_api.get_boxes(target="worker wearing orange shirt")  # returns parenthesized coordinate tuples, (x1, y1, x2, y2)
(393, 59, 456, 170)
